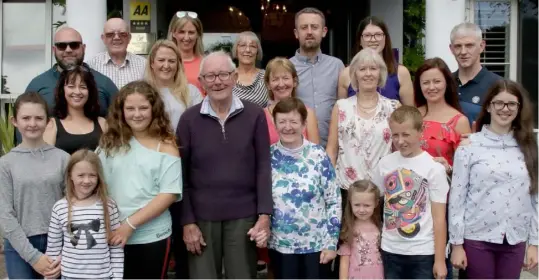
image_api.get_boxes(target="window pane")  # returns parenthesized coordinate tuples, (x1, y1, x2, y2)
(475, 0, 511, 78)
(2, 2, 47, 94)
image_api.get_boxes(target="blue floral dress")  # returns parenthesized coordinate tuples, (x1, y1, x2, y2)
(268, 140, 342, 254)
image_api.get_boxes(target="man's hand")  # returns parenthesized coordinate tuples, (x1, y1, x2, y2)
(183, 224, 206, 255)
(247, 215, 270, 248)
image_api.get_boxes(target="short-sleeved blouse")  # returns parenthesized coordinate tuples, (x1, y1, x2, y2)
(420, 114, 463, 166)
(233, 70, 269, 107)
(97, 138, 182, 245)
(337, 221, 383, 279)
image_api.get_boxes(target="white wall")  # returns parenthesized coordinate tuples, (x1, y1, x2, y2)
(370, 0, 404, 63)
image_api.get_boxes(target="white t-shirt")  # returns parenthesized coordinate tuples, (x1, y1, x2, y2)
(372, 151, 449, 255)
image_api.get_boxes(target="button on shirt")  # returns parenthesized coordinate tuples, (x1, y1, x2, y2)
(453, 67, 501, 124)
(88, 51, 146, 89)
(449, 126, 538, 246)
(291, 50, 344, 147)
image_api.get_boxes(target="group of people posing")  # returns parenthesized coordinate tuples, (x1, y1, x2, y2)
(0, 6, 537, 280)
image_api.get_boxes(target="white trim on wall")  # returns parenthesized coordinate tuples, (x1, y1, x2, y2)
(45, 0, 53, 67)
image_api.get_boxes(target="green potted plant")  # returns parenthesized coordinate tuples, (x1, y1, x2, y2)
(0, 103, 15, 156)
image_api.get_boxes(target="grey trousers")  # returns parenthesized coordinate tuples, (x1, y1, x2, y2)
(188, 216, 258, 279)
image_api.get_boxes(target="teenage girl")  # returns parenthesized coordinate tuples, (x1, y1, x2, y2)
(97, 80, 183, 279)
(0, 92, 69, 278)
(449, 79, 538, 279)
(46, 149, 123, 279)
(338, 180, 384, 279)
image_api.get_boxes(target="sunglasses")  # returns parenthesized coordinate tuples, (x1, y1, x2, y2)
(104, 31, 129, 39)
(55, 41, 82, 51)
(176, 11, 198, 19)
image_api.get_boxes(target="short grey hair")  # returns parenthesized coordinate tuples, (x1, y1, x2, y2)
(294, 7, 326, 28)
(349, 48, 387, 90)
(450, 22, 483, 43)
(232, 31, 263, 61)
(199, 50, 237, 74)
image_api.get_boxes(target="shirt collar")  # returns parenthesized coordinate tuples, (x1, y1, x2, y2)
(293, 49, 323, 64)
(200, 94, 244, 117)
(454, 66, 488, 86)
(104, 52, 131, 67)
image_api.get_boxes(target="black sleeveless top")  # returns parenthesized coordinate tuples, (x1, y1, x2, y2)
(55, 118, 102, 154)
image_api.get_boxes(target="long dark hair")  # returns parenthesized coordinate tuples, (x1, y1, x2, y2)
(476, 79, 538, 194)
(54, 65, 100, 120)
(355, 16, 396, 75)
(414, 57, 461, 115)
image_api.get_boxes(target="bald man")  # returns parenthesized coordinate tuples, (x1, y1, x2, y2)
(88, 18, 146, 89)
(20, 26, 118, 142)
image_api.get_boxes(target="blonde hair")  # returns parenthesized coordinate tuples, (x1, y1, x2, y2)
(145, 40, 191, 107)
(349, 48, 388, 90)
(65, 149, 113, 240)
(264, 57, 299, 100)
(167, 15, 204, 57)
(232, 31, 263, 61)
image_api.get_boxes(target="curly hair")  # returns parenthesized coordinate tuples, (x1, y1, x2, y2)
(99, 80, 175, 156)
(54, 65, 100, 120)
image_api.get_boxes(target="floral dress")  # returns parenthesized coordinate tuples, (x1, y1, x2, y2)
(268, 140, 342, 254)
(338, 221, 383, 279)
(335, 95, 400, 189)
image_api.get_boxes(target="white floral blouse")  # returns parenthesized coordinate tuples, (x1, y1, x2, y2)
(335, 95, 400, 189)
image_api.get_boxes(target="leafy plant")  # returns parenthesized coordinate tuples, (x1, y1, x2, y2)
(206, 41, 234, 55)
(403, 0, 426, 79)
(0, 103, 15, 156)
(2, 75, 10, 94)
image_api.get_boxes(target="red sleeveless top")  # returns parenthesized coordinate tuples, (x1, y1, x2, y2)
(420, 114, 463, 166)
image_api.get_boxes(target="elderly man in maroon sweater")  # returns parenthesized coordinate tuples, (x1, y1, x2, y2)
(176, 51, 272, 279)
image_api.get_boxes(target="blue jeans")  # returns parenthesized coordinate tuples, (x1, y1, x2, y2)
(381, 250, 434, 279)
(4, 234, 47, 279)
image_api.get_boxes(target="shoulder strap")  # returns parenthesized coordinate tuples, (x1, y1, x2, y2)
(447, 114, 463, 128)
(156, 142, 161, 152)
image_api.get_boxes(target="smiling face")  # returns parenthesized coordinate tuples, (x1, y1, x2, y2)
(64, 74, 88, 109)
(236, 37, 258, 66)
(269, 68, 296, 101)
(199, 54, 236, 102)
(102, 18, 130, 57)
(173, 20, 198, 54)
(275, 110, 305, 146)
(360, 24, 386, 54)
(488, 91, 520, 129)
(419, 68, 446, 104)
(151, 46, 178, 85)
(70, 160, 98, 200)
(389, 119, 423, 158)
(123, 92, 153, 133)
(355, 61, 380, 92)
(12, 102, 48, 142)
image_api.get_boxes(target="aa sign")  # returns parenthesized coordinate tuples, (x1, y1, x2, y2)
(130, 1, 151, 21)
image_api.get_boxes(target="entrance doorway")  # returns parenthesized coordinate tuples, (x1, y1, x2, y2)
(157, 0, 369, 67)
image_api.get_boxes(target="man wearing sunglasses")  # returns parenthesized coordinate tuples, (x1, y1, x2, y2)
(19, 27, 118, 143)
(88, 18, 146, 89)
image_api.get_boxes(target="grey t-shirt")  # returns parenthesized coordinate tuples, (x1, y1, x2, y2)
(0, 144, 69, 265)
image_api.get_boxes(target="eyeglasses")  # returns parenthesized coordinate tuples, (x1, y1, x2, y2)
(104, 31, 129, 39)
(54, 41, 82, 51)
(491, 100, 520, 111)
(361, 33, 385, 41)
(200, 71, 234, 82)
(65, 65, 90, 72)
(176, 11, 198, 19)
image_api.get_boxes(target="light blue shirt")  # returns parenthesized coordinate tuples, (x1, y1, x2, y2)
(449, 126, 538, 246)
(97, 138, 183, 245)
(290, 50, 344, 147)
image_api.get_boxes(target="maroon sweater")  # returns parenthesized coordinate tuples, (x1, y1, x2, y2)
(176, 100, 272, 225)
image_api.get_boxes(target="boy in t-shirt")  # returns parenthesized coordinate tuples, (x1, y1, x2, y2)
(372, 106, 449, 279)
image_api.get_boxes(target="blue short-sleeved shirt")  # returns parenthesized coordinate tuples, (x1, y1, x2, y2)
(453, 67, 501, 124)
(97, 138, 182, 245)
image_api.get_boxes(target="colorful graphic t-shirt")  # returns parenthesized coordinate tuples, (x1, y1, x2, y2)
(372, 151, 449, 255)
